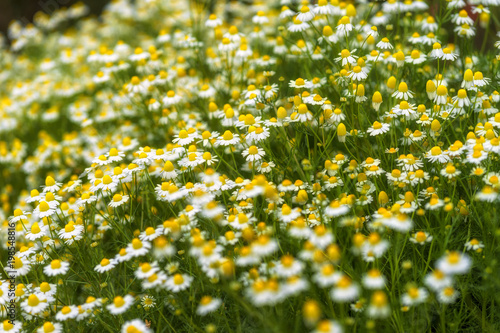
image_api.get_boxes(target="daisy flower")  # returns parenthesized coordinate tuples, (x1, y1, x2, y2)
(196, 296, 222, 316)
(475, 186, 498, 202)
(426, 146, 450, 163)
(242, 146, 265, 162)
(437, 286, 460, 304)
(36, 322, 62, 333)
(291, 104, 314, 123)
(465, 239, 484, 252)
(473, 71, 490, 87)
(126, 238, 151, 258)
(107, 295, 135, 315)
(313, 264, 341, 288)
(410, 231, 433, 245)
(405, 50, 426, 64)
(430, 42, 444, 58)
(452, 89, 470, 108)
(439, 47, 458, 61)
(335, 49, 357, 66)
(9, 209, 30, 223)
(312, 320, 343, 333)
(362, 269, 386, 289)
(94, 258, 117, 273)
(33, 201, 56, 219)
(296, 5, 315, 22)
(162, 90, 182, 107)
(336, 16, 353, 35)
(141, 295, 156, 309)
(331, 275, 359, 302)
(401, 287, 428, 307)
(25, 222, 48, 241)
(58, 222, 84, 244)
(367, 121, 390, 136)
(288, 17, 309, 33)
(314, 0, 334, 15)
(251, 235, 278, 257)
(215, 131, 240, 146)
(273, 255, 304, 278)
(348, 66, 368, 81)
(21, 293, 49, 315)
(376, 37, 393, 50)
(433, 85, 448, 105)
(289, 78, 313, 89)
(436, 251, 472, 275)
(55, 305, 79, 321)
(43, 260, 70, 276)
(367, 291, 391, 319)
(454, 24, 475, 38)
(452, 10, 474, 26)
(166, 273, 193, 292)
(0, 320, 21, 333)
(424, 270, 453, 291)
(205, 14, 222, 28)
(121, 319, 152, 333)
(42, 176, 62, 192)
(109, 194, 130, 207)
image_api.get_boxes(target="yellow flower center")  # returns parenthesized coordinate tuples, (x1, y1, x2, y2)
(113, 296, 125, 308)
(28, 294, 40, 307)
(132, 238, 143, 249)
(51, 260, 62, 269)
(173, 274, 184, 285)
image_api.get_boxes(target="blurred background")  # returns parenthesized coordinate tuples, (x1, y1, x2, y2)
(0, 0, 108, 34)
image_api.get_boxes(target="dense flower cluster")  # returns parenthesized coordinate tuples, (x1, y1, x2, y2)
(1, 0, 500, 332)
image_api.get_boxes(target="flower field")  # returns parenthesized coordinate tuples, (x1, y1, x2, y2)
(1, 0, 500, 332)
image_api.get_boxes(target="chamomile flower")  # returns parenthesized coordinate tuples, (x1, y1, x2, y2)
(21, 294, 49, 315)
(426, 146, 450, 163)
(367, 121, 390, 136)
(55, 305, 79, 321)
(336, 16, 353, 35)
(25, 222, 48, 241)
(335, 49, 358, 66)
(465, 239, 484, 252)
(452, 10, 474, 26)
(242, 146, 265, 162)
(331, 276, 359, 302)
(437, 286, 460, 304)
(43, 260, 70, 276)
(313, 320, 343, 333)
(362, 269, 386, 289)
(436, 251, 472, 275)
(126, 238, 151, 258)
(94, 258, 117, 273)
(42, 176, 62, 192)
(288, 17, 309, 33)
(410, 231, 433, 245)
(440, 164, 461, 179)
(401, 287, 428, 307)
(196, 296, 222, 316)
(121, 319, 152, 333)
(107, 295, 135, 315)
(297, 6, 315, 22)
(58, 222, 84, 244)
(439, 47, 458, 61)
(367, 291, 391, 318)
(454, 24, 475, 38)
(405, 50, 426, 64)
(376, 37, 393, 50)
(166, 273, 193, 292)
(109, 193, 130, 207)
(0, 320, 21, 333)
(36, 322, 62, 333)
